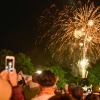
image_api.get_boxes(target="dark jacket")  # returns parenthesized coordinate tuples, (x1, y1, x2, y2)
(23, 85, 41, 100)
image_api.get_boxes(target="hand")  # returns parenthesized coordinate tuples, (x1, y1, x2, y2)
(0, 70, 9, 80)
(9, 68, 18, 87)
(19, 70, 24, 77)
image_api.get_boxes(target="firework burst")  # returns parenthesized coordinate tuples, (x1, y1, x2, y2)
(37, 2, 100, 75)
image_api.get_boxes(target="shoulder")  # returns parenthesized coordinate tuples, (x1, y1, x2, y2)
(31, 94, 55, 100)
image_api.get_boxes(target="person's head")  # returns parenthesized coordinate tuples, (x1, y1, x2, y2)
(48, 94, 72, 100)
(24, 72, 40, 88)
(92, 84, 100, 93)
(37, 70, 56, 88)
(32, 72, 39, 83)
(26, 76, 32, 83)
(85, 93, 99, 100)
(72, 86, 84, 100)
(64, 84, 69, 93)
(68, 83, 76, 94)
(0, 78, 12, 100)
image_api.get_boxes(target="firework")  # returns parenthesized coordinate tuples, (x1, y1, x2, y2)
(37, 2, 100, 76)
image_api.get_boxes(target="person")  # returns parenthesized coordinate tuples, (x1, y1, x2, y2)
(0, 77, 12, 100)
(23, 72, 41, 100)
(71, 86, 84, 100)
(64, 84, 69, 94)
(92, 84, 100, 94)
(31, 70, 57, 100)
(54, 87, 63, 94)
(85, 93, 100, 100)
(0, 68, 24, 100)
(68, 83, 76, 97)
(17, 71, 26, 88)
(48, 94, 72, 100)
(17, 74, 26, 88)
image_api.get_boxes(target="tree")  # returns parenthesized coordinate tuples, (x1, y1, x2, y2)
(0, 49, 34, 75)
(87, 71, 99, 85)
(43, 65, 67, 88)
(15, 53, 34, 75)
(87, 61, 100, 85)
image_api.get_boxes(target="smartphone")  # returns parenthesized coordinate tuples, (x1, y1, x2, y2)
(87, 88, 91, 94)
(5, 56, 15, 72)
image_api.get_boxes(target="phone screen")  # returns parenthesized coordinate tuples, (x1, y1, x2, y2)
(5, 56, 15, 72)
(87, 88, 91, 94)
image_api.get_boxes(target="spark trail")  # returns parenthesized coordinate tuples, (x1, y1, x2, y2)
(36, 2, 100, 77)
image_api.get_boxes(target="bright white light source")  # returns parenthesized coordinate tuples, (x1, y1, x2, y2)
(36, 70, 42, 74)
(77, 59, 89, 78)
(78, 59, 89, 69)
(81, 28, 85, 32)
(80, 59, 88, 67)
(87, 20, 94, 26)
(79, 43, 83, 46)
(74, 29, 83, 38)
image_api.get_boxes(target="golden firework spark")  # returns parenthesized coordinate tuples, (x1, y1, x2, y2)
(37, 2, 100, 69)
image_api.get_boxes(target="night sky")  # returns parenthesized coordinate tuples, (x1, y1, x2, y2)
(0, 0, 100, 67)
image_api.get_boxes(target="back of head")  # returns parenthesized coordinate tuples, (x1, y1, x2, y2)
(68, 83, 76, 94)
(48, 94, 72, 100)
(72, 86, 84, 100)
(37, 70, 56, 87)
(85, 93, 99, 100)
(32, 72, 39, 83)
(0, 78, 12, 100)
(92, 84, 100, 93)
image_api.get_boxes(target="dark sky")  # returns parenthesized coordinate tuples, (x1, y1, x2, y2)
(0, 0, 99, 66)
(0, 0, 74, 52)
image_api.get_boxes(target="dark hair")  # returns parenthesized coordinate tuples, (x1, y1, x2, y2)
(37, 70, 56, 87)
(85, 93, 100, 100)
(72, 86, 84, 100)
(92, 84, 100, 93)
(48, 94, 72, 100)
(32, 72, 39, 83)
(68, 83, 76, 94)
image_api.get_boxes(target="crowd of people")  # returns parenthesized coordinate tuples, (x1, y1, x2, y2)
(0, 68, 100, 100)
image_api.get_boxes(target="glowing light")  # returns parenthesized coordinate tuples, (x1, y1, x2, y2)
(37, 2, 100, 68)
(74, 29, 83, 38)
(77, 59, 89, 78)
(87, 20, 94, 26)
(81, 28, 85, 32)
(78, 59, 88, 68)
(36, 70, 42, 74)
(79, 43, 83, 46)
